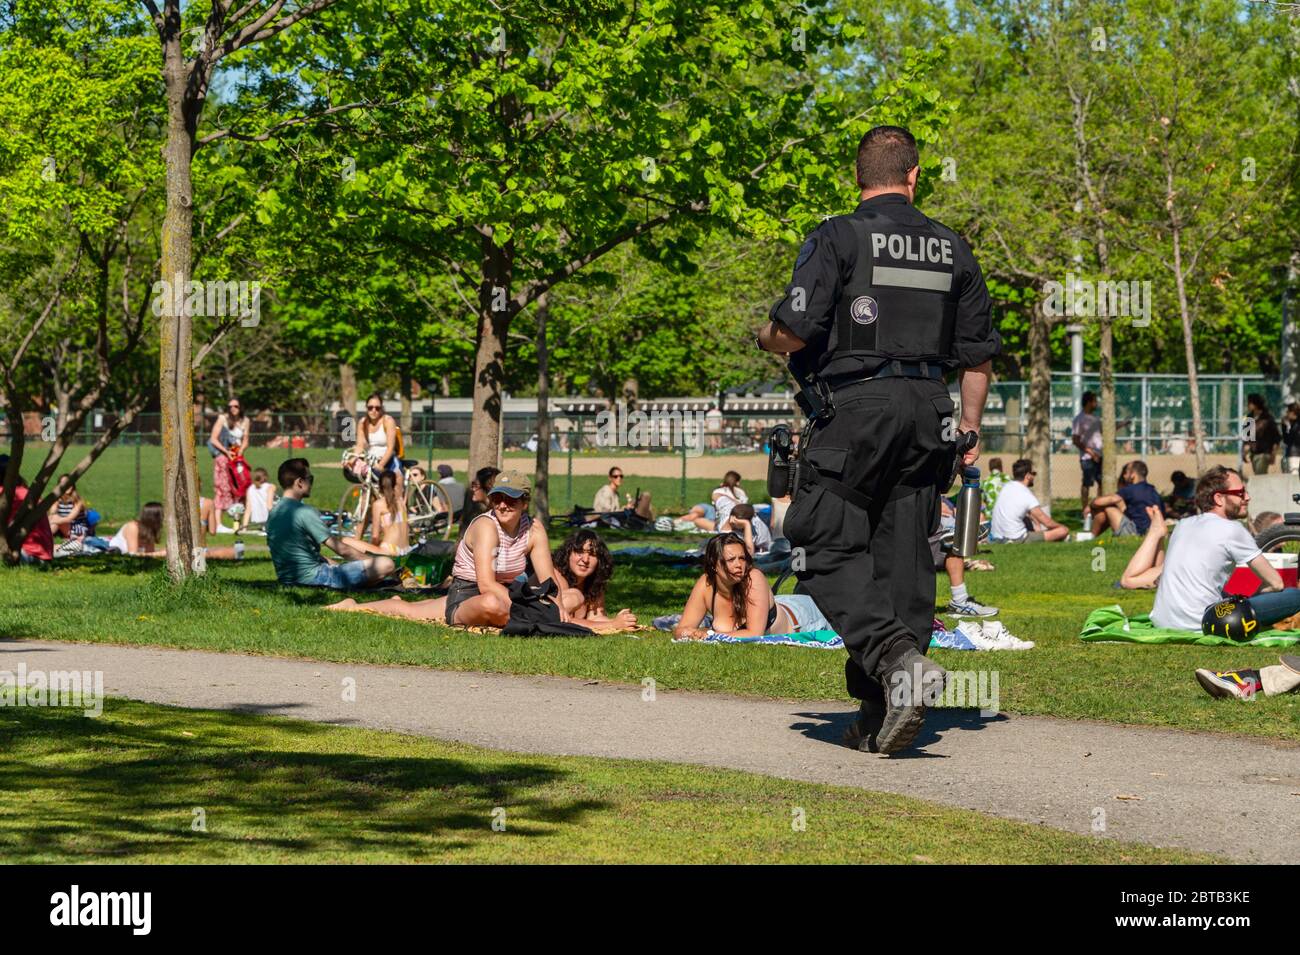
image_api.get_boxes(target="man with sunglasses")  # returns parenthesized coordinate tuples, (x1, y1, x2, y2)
(1151, 466, 1300, 631)
(266, 458, 395, 589)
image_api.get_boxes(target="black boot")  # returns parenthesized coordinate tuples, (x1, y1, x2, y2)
(873, 641, 948, 756)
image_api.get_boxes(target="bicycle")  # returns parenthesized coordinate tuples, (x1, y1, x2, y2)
(334, 450, 454, 541)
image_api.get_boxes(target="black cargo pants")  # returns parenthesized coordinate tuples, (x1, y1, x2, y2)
(782, 376, 956, 713)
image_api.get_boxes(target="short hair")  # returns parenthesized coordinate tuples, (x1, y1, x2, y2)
(1195, 465, 1241, 514)
(731, 502, 755, 521)
(855, 126, 919, 190)
(608, 466, 622, 478)
(1128, 460, 1148, 480)
(252, 467, 268, 481)
(475, 466, 500, 489)
(989, 457, 1004, 472)
(1171, 470, 1188, 484)
(278, 457, 311, 489)
(1251, 511, 1282, 535)
(1081, 391, 1097, 407)
(1247, 393, 1268, 413)
(1012, 459, 1034, 481)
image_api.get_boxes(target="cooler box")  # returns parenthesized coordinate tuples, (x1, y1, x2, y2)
(1224, 552, 1298, 596)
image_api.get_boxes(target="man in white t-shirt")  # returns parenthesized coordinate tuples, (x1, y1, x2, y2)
(990, 459, 1069, 543)
(1150, 466, 1300, 631)
(1072, 391, 1102, 524)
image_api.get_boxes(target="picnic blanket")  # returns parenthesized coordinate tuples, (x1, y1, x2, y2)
(672, 629, 844, 649)
(1079, 604, 1300, 647)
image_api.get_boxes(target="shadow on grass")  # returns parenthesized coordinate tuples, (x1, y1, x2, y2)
(0, 703, 607, 862)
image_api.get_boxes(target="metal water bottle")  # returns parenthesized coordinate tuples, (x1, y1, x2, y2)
(952, 466, 982, 559)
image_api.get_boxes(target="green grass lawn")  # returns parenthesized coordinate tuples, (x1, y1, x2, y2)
(4, 534, 1300, 742)
(12, 443, 741, 529)
(0, 698, 1212, 863)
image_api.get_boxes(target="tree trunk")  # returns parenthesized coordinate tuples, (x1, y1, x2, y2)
(1172, 224, 1207, 474)
(339, 361, 357, 443)
(158, 19, 203, 582)
(399, 369, 413, 436)
(1098, 316, 1117, 494)
(1026, 303, 1054, 508)
(468, 233, 513, 479)
(534, 293, 551, 525)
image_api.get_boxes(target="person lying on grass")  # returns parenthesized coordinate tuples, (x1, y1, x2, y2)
(673, 532, 831, 640)
(542, 528, 637, 632)
(720, 502, 772, 556)
(325, 469, 572, 627)
(107, 501, 241, 560)
(266, 458, 395, 589)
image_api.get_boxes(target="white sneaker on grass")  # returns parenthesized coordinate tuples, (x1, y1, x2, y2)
(946, 596, 999, 617)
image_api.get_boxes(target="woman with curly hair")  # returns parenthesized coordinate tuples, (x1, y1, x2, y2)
(549, 528, 636, 632)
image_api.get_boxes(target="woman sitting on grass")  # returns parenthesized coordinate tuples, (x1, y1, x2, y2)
(673, 533, 830, 640)
(326, 469, 569, 627)
(368, 470, 409, 556)
(544, 529, 636, 632)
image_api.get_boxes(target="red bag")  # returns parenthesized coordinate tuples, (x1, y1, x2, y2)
(229, 453, 253, 502)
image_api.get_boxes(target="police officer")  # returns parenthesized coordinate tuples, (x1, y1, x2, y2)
(756, 126, 999, 755)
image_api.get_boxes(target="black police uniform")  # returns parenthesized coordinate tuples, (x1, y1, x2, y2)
(770, 193, 1000, 727)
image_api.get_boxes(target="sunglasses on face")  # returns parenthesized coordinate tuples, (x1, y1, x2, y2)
(1219, 487, 1248, 498)
(367, 405, 382, 411)
(611, 473, 623, 479)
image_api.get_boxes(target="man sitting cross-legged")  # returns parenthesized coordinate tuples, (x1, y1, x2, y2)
(266, 457, 396, 589)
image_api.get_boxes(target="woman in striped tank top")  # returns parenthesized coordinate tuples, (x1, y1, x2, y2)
(326, 469, 571, 627)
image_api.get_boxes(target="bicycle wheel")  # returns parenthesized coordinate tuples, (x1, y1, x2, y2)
(406, 482, 453, 540)
(336, 484, 371, 537)
(1256, 521, 1300, 556)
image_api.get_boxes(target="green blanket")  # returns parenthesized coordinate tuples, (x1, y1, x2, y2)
(1080, 605, 1300, 647)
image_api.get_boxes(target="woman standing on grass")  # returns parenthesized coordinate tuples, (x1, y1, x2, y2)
(209, 397, 250, 523)
(326, 469, 569, 627)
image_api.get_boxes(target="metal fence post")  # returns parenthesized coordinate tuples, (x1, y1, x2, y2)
(134, 431, 141, 517)
(1141, 377, 1149, 456)
(680, 439, 687, 510)
(566, 431, 573, 508)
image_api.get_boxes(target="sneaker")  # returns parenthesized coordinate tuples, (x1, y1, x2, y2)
(874, 647, 948, 756)
(956, 620, 1034, 651)
(979, 620, 1035, 650)
(946, 596, 999, 617)
(1194, 668, 1261, 700)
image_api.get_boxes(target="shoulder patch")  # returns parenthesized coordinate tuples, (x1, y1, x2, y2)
(794, 237, 817, 270)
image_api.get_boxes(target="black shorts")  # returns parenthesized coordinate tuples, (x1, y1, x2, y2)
(445, 578, 480, 625)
